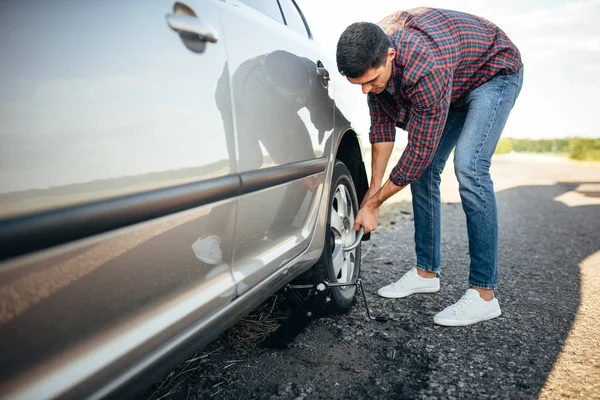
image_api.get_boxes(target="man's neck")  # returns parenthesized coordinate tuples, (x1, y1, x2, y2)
(385, 57, 401, 95)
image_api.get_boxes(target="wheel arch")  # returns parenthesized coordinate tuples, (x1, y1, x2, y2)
(334, 129, 369, 208)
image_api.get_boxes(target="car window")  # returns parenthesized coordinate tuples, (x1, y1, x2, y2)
(278, 0, 310, 38)
(239, 0, 284, 24)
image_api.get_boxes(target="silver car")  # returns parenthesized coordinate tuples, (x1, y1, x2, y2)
(0, 1, 369, 398)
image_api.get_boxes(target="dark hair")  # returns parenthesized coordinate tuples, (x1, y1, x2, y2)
(336, 22, 392, 78)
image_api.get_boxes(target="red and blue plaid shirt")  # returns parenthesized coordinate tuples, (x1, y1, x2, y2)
(369, 8, 522, 187)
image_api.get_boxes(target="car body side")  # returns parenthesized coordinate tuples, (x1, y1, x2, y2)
(0, 1, 368, 399)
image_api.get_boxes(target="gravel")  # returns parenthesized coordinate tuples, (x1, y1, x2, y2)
(138, 156, 600, 400)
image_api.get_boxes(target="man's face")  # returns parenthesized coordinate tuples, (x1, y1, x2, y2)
(347, 48, 396, 95)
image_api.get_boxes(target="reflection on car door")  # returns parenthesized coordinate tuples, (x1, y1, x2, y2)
(0, 1, 238, 398)
(218, 0, 336, 293)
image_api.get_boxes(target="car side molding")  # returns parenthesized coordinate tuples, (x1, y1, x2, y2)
(0, 158, 327, 263)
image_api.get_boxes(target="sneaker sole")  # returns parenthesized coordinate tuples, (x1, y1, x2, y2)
(433, 309, 502, 327)
(192, 255, 223, 264)
(377, 286, 440, 299)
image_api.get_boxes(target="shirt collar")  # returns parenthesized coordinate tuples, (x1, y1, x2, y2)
(385, 57, 401, 95)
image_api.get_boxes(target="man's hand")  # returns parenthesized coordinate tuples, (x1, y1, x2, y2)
(355, 179, 407, 234)
(354, 203, 380, 234)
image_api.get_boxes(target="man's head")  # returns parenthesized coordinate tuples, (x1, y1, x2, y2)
(265, 50, 312, 105)
(336, 22, 396, 95)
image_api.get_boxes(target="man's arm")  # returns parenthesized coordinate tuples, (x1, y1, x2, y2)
(387, 68, 451, 188)
(355, 68, 452, 233)
(362, 142, 393, 206)
(369, 142, 394, 188)
(354, 175, 407, 233)
(362, 93, 397, 205)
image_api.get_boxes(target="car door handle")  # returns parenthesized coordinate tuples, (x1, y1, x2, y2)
(316, 60, 330, 81)
(166, 2, 218, 43)
(166, 13, 218, 43)
(316, 60, 330, 88)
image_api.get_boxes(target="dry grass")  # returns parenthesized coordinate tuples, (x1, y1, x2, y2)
(144, 295, 291, 399)
(224, 295, 291, 350)
(145, 347, 225, 400)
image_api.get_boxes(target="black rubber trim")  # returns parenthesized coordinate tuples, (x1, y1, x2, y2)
(0, 158, 327, 262)
(291, 0, 313, 39)
(275, 0, 287, 25)
(241, 158, 326, 194)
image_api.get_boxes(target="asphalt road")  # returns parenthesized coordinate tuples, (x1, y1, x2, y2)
(139, 155, 600, 400)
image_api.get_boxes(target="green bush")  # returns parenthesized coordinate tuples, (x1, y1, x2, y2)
(508, 138, 568, 153)
(554, 139, 570, 153)
(495, 138, 513, 154)
(494, 137, 600, 160)
(569, 138, 600, 161)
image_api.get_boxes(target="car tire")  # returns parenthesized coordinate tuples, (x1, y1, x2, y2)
(286, 160, 361, 313)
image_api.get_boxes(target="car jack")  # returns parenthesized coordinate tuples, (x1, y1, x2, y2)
(260, 228, 387, 349)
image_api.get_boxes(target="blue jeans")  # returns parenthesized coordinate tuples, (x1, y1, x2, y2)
(410, 69, 524, 290)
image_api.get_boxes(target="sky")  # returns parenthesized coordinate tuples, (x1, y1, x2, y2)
(297, 0, 600, 141)
(1, 1, 598, 194)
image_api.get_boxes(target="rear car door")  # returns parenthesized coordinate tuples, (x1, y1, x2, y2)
(0, 1, 238, 398)
(218, 0, 337, 293)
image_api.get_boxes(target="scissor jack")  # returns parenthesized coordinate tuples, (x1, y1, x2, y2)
(261, 228, 388, 349)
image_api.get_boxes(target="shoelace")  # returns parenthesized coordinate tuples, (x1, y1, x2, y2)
(448, 295, 474, 315)
(390, 272, 414, 288)
(208, 238, 222, 255)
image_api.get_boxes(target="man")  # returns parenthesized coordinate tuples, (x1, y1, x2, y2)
(192, 50, 336, 264)
(336, 8, 523, 326)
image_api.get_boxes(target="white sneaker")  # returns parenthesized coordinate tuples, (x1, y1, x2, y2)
(433, 288, 501, 326)
(191, 235, 223, 265)
(377, 268, 440, 299)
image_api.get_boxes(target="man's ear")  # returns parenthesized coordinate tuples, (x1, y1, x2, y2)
(387, 47, 396, 62)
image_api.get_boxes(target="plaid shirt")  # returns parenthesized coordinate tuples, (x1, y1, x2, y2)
(369, 8, 522, 187)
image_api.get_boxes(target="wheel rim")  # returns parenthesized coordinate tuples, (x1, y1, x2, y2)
(329, 183, 358, 286)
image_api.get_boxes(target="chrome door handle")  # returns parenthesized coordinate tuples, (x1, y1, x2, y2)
(166, 2, 218, 47)
(166, 13, 218, 43)
(316, 60, 330, 88)
(316, 60, 330, 81)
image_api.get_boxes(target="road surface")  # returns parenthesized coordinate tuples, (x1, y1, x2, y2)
(139, 154, 600, 400)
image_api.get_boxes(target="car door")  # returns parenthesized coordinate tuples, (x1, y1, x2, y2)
(218, 0, 336, 293)
(0, 1, 238, 398)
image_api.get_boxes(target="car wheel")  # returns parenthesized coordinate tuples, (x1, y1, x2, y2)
(286, 160, 361, 313)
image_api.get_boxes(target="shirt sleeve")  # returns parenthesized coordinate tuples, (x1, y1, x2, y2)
(389, 68, 452, 187)
(368, 93, 397, 144)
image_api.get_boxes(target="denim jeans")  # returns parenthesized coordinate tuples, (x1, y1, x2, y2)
(410, 69, 524, 290)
